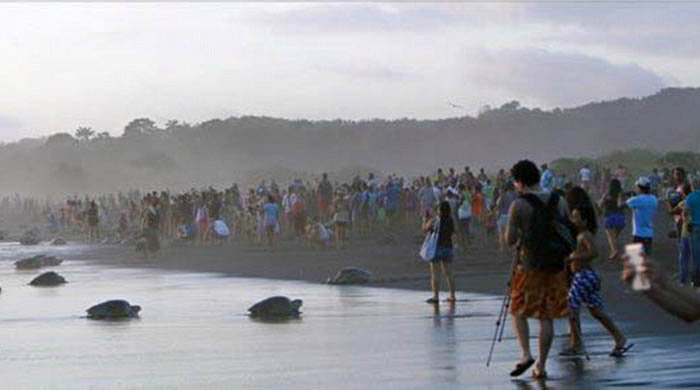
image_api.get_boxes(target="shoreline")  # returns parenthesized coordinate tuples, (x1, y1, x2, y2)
(56, 231, 700, 337)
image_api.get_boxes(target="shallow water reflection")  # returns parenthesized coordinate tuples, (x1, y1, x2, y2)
(0, 244, 698, 389)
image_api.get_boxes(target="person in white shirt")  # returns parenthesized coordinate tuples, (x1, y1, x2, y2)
(578, 164, 593, 192)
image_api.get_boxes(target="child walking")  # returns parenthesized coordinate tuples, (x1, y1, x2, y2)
(562, 187, 633, 357)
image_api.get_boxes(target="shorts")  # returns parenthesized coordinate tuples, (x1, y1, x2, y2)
(604, 214, 625, 230)
(633, 236, 653, 255)
(568, 269, 604, 311)
(497, 214, 508, 231)
(431, 246, 453, 263)
(510, 267, 569, 319)
(264, 221, 276, 234)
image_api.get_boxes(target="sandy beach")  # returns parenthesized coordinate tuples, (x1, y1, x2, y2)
(72, 216, 700, 340)
(3, 211, 700, 389)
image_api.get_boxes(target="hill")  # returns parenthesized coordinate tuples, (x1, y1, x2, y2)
(1, 87, 699, 194)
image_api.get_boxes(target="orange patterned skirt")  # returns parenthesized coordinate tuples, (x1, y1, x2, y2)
(509, 266, 569, 319)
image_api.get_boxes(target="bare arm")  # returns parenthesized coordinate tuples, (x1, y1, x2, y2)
(423, 219, 434, 233)
(622, 258, 700, 323)
(568, 232, 598, 264)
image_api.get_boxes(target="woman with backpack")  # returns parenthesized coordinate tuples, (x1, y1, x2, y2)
(423, 201, 457, 304)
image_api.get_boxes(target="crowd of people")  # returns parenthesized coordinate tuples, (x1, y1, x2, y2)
(2, 159, 700, 379)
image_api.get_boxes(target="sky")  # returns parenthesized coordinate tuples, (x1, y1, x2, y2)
(0, 2, 698, 141)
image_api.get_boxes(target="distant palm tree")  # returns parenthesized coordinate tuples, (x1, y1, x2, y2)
(74, 126, 95, 142)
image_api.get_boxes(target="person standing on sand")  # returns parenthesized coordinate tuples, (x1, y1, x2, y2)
(317, 173, 333, 222)
(624, 177, 658, 255)
(262, 195, 279, 249)
(670, 183, 694, 285)
(332, 190, 350, 249)
(683, 179, 700, 286)
(578, 164, 593, 192)
(423, 201, 456, 304)
(494, 181, 517, 252)
(195, 198, 209, 246)
(87, 200, 99, 242)
(141, 196, 161, 258)
(505, 160, 570, 379)
(456, 183, 472, 250)
(562, 187, 632, 358)
(599, 179, 626, 261)
(615, 164, 628, 190)
(540, 164, 554, 193)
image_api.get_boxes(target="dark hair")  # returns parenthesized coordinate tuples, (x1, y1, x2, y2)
(439, 201, 452, 221)
(566, 186, 597, 234)
(607, 179, 622, 199)
(681, 182, 692, 197)
(510, 160, 540, 187)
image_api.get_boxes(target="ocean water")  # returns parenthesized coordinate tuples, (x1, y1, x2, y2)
(0, 243, 699, 389)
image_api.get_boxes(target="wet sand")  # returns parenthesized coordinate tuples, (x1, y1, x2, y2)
(5, 217, 700, 388)
(75, 223, 700, 339)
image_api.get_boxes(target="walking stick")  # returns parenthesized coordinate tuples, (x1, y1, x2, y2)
(486, 246, 520, 367)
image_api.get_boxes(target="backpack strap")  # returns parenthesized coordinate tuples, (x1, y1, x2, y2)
(519, 193, 545, 210)
(520, 192, 559, 212)
(545, 192, 560, 209)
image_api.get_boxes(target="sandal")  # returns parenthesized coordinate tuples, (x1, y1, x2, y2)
(425, 297, 439, 304)
(610, 342, 634, 357)
(559, 347, 583, 356)
(532, 368, 548, 379)
(509, 358, 535, 377)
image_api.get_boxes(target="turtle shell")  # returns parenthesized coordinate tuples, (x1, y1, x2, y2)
(87, 300, 140, 319)
(248, 296, 302, 317)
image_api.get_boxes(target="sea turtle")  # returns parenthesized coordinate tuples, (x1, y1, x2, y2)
(50, 237, 67, 246)
(29, 271, 67, 286)
(86, 300, 141, 319)
(327, 267, 372, 285)
(248, 296, 302, 318)
(14, 255, 63, 269)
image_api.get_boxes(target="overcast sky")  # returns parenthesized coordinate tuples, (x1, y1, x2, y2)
(0, 2, 698, 141)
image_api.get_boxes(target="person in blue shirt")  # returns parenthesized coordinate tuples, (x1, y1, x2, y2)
(385, 180, 401, 226)
(540, 164, 555, 192)
(683, 180, 700, 285)
(262, 195, 280, 248)
(625, 177, 658, 255)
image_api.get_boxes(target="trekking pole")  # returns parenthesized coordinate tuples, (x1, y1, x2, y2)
(486, 245, 520, 367)
(486, 282, 509, 367)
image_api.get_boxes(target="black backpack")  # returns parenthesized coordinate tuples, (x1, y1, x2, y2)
(519, 193, 577, 273)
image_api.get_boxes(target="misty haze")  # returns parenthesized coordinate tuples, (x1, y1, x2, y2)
(1, 3, 699, 390)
